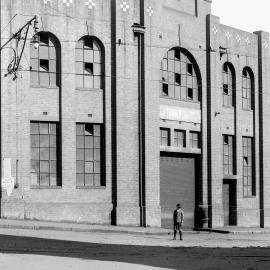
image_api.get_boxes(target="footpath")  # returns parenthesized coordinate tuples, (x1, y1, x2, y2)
(1, 218, 270, 235)
(0, 218, 172, 235)
(1, 219, 270, 248)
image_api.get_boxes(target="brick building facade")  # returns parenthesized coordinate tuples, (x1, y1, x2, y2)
(0, 0, 270, 228)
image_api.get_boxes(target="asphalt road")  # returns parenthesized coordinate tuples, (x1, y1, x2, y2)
(0, 230, 270, 270)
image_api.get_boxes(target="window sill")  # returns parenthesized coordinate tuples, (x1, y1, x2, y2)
(31, 85, 59, 90)
(30, 185, 62, 189)
(243, 195, 256, 199)
(76, 87, 103, 92)
(223, 175, 238, 180)
(222, 105, 235, 109)
(76, 186, 106, 190)
(242, 108, 253, 112)
(160, 96, 200, 104)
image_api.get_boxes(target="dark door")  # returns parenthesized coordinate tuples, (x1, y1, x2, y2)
(223, 181, 237, 226)
(223, 183, 230, 226)
(160, 155, 195, 229)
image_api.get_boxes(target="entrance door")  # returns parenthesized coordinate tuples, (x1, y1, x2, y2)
(223, 181, 237, 226)
(160, 155, 196, 229)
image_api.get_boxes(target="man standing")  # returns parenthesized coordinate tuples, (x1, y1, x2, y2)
(173, 203, 184, 240)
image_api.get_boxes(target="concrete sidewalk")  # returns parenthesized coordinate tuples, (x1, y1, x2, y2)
(0, 218, 173, 235)
(1, 218, 270, 235)
(200, 226, 270, 234)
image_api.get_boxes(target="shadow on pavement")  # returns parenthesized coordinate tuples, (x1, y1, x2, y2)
(0, 234, 270, 270)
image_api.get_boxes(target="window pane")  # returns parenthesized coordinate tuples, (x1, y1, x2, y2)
(50, 161, 57, 173)
(40, 123, 49, 134)
(94, 174, 101, 186)
(77, 149, 85, 161)
(40, 173, 50, 186)
(50, 174, 57, 186)
(50, 135, 56, 147)
(40, 46, 48, 59)
(49, 46, 56, 60)
(76, 124, 84, 135)
(76, 174, 85, 186)
(31, 135, 39, 147)
(50, 148, 57, 160)
(31, 160, 39, 174)
(84, 75, 94, 88)
(50, 73, 56, 87)
(94, 149, 100, 161)
(31, 148, 39, 160)
(85, 136, 93, 148)
(49, 60, 56, 73)
(94, 125, 100, 136)
(76, 136, 84, 148)
(31, 71, 39, 85)
(40, 161, 49, 173)
(94, 76, 101, 89)
(85, 149, 94, 161)
(94, 161, 100, 173)
(85, 174, 94, 186)
(40, 135, 49, 147)
(85, 124, 93, 136)
(84, 50, 94, 63)
(94, 63, 101, 75)
(76, 161, 84, 173)
(40, 72, 49, 85)
(31, 58, 39, 71)
(94, 50, 101, 63)
(40, 148, 49, 160)
(85, 162, 94, 173)
(94, 137, 100, 148)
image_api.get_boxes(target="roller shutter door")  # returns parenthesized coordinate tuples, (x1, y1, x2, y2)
(160, 155, 195, 229)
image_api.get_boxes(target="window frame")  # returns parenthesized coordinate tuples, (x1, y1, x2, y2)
(30, 32, 60, 87)
(76, 123, 105, 188)
(160, 128, 170, 147)
(189, 131, 201, 149)
(242, 67, 254, 110)
(174, 129, 186, 148)
(223, 135, 235, 176)
(30, 121, 61, 187)
(161, 48, 200, 102)
(222, 62, 236, 107)
(75, 36, 104, 90)
(242, 137, 255, 197)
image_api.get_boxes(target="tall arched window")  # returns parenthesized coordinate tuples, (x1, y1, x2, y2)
(242, 67, 254, 110)
(161, 47, 201, 102)
(75, 36, 104, 89)
(30, 32, 60, 87)
(222, 62, 236, 107)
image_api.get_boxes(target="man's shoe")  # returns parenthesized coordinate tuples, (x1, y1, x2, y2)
(173, 237, 176, 240)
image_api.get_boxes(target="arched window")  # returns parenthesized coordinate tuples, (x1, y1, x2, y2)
(30, 32, 60, 87)
(161, 48, 201, 102)
(242, 67, 254, 110)
(222, 62, 236, 107)
(75, 36, 104, 89)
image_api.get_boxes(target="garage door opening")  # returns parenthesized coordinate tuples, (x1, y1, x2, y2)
(160, 153, 200, 229)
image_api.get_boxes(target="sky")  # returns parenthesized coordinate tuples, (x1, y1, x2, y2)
(211, 0, 270, 33)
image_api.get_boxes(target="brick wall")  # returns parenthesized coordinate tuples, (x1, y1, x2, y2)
(1, 0, 270, 228)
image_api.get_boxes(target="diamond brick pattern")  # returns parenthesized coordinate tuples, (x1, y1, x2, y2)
(120, 1, 129, 12)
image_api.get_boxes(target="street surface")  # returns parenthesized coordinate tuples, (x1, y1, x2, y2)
(0, 228, 270, 270)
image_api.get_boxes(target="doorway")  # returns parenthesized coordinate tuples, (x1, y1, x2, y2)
(160, 153, 200, 229)
(223, 180, 237, 226)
